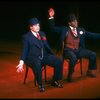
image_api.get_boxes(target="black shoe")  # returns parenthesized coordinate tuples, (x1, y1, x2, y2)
(39, 85, 45, 92)
(86, 71, 96, 78)
(51, 81, 63, 88)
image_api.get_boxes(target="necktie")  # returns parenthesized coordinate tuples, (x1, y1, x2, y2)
(72, 28, 77, 36)
(36, 33, 41, 40)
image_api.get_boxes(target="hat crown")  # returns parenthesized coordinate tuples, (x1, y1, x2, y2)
(29, 17, 39, 25)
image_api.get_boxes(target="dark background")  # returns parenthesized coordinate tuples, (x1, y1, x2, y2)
(0, 0, 100, 51)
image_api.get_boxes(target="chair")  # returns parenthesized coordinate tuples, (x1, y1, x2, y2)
(63, 58, 82, 76)
(62, 42, 83, 76)
(23, 65, 47, 86)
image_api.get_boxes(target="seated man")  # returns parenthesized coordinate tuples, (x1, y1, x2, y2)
(48, 8, 100, 82)
(16, 17, 63, 92)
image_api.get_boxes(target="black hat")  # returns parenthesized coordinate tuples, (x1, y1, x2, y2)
(29, 17, 39, 25)
(67, 14, 77, 22)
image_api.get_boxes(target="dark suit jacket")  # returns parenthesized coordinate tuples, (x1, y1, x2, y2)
(20, 31, 53, 63)
(48, 19, 100, 50)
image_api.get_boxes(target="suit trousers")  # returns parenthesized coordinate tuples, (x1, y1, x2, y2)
(25, 54, 63, 85)
(63, 48, 97, 75)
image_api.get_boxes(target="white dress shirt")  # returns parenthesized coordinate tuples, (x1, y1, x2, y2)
(31, 30, 38, 37)
(69, 26, 77, 37)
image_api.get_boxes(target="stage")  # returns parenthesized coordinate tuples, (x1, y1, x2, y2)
(0, 39, 100, 99)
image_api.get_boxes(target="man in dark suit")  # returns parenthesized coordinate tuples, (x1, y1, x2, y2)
(16, 17, 63, 92)
(48, 8, 100, 82)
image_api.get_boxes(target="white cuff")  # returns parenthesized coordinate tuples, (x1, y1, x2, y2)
(48, 17, 54, 19)
(19, 60, 24, 65)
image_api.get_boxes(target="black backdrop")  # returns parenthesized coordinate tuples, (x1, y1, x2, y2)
(0, 0, 100, 51)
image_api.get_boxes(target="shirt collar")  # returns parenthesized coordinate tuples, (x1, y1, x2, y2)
(69, 26, 76, 30)
(31, 30, 37, 37)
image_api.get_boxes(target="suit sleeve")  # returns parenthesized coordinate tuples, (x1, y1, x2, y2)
(48, 18, 62, 33)
(85, 31, 100, 39)
(20, 36, 29, 61)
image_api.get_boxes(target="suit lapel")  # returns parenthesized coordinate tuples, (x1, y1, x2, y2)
(76, 28, 81, 37)
(29, 32, 43, 48)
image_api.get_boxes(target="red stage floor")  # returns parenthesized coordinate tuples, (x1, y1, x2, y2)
(0, 40, 100, 99)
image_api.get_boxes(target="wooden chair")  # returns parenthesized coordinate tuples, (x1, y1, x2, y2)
(62, 42, 83, 76)
(23, 65, 47, 86)
(63, 58, 82, 76)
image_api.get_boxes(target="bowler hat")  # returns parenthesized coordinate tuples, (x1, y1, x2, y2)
(29, 17, 39, 25)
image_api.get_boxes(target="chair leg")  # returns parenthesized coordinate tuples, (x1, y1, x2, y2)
(24, 65, 47, 86)
(34, 77, 37, 87)
(44, 65, 47, 82)
(24, 66, 29, 84)
(80, 58, 82, 76)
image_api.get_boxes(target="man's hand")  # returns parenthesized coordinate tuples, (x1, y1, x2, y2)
(48, 8, 55, 17)
(16, 60, 24, 73)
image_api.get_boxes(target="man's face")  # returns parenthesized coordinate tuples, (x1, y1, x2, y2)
(30, 24, 40, 33)
(69, 20, 78, 28)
